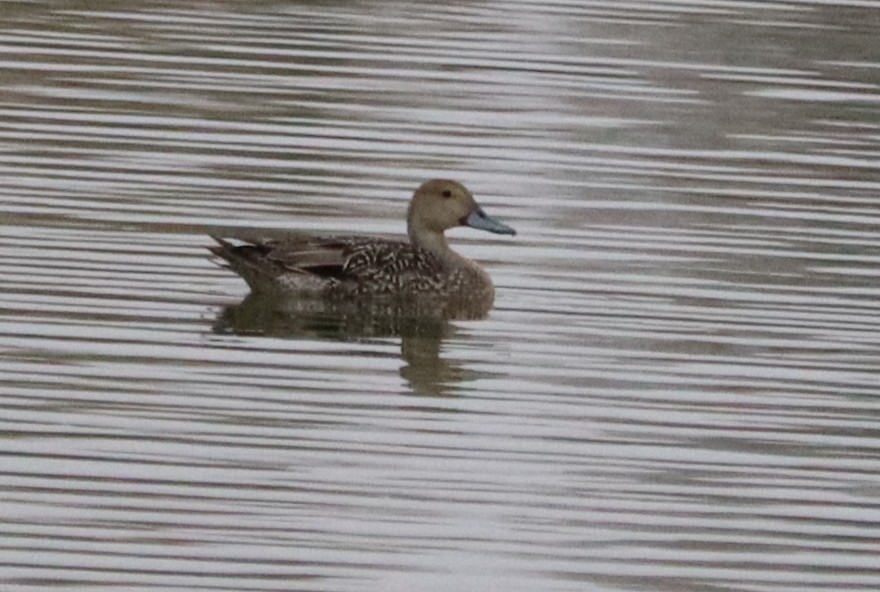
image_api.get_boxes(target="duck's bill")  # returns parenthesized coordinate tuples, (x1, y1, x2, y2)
(464, 208, 516, 236)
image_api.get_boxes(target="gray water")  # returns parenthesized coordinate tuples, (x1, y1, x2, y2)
(2, 2, 880, 591)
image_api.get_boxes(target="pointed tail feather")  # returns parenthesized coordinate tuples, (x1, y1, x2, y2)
(207, 235, 278, 289)
(207, 235, 235, 262)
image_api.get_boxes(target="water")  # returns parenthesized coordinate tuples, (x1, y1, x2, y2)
(2, 1, 880, 590)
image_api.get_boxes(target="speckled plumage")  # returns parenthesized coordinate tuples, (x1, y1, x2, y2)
(210, 234, 490, 299)
(209, 179, 515, 305)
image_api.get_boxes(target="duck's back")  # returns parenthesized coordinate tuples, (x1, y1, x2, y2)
(328, 235, 449, 296)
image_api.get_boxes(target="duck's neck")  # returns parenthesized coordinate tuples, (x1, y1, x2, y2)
(408, 222, 494, 301)
(408, 225, 467, 269)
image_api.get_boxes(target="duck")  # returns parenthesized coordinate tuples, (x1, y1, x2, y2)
(209, 179, 516, 305)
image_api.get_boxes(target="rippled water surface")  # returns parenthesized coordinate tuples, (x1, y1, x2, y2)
(2, 1, 880, 590)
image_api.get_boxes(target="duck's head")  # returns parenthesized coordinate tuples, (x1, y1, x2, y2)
(407, 179, 516, 240)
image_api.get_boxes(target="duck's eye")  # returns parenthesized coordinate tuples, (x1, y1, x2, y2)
(441, 189, 452, 198)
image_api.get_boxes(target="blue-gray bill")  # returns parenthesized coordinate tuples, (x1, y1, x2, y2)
(464, 208, 516, 236)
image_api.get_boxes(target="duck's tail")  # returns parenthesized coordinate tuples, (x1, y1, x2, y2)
(208, 235, 277, 290)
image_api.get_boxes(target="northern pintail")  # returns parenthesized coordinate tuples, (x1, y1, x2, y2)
(210, 179, 516, 303)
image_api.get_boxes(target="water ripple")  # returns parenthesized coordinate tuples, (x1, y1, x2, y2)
(2, 1, 880, 591)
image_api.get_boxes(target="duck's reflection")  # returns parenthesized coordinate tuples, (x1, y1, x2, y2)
(212, 291, 492, 396)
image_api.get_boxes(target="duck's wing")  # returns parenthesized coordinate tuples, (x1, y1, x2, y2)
(209, 235, 438, 291)
(209, 235, 352, 283)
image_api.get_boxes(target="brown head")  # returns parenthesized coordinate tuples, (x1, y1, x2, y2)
(406, 180, 515, 250)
